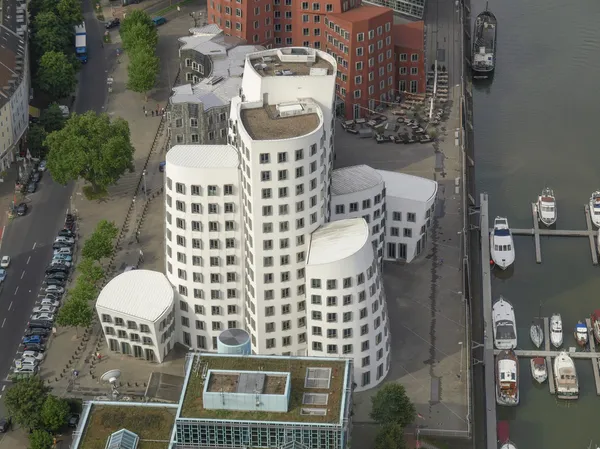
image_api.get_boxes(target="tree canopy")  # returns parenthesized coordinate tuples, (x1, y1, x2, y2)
(45, 112, 135, 192)
(78, 258, 105, 286)
(32, 12, 71, 55)
(81, 220, 118, 261)
(37, 51, 77, 100)
(57, 0, 84, 27)
(56, 298, 93, 333)
(40, 103, 67, 133)
(370, 383, 416, 427)
(122, 21, 158, 52)
(127, 49, 159, 98)
(41, 395, 70, 433)
(69, 278, 98, 302)
(374, 423, 406, 449)
(27, 125, 48, 159)
(120, 10, 154, 44)
(4, 377, 49, 430)
(28, 430, 54, 449)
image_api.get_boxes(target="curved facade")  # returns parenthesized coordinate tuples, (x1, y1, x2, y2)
(331, 165, 386, 265)
(164, 144, 243, 351)
(305, 218, 390, 391)
(228, 48, 337, 355)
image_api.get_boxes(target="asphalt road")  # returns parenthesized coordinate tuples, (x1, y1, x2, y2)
(0, 0, 107, 417)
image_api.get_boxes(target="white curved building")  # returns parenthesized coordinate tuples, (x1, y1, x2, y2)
(228, 47, 337, 355)
(306, 218, 390, 391)
(164, 144, 243, 351)
(96, 270, 175, 363)
(331, 165, 386, 265)
(377, 170, 437, 262)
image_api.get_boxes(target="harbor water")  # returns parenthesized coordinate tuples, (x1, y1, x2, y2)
(472, 0, 600, 446)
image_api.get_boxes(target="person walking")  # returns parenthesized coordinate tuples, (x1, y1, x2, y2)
(144, 109, 147, 117)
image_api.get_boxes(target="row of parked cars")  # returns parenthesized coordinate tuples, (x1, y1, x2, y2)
(12, 214, 77, 378)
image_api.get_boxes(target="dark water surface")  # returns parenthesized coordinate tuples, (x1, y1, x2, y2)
(472, 0, 600, 447)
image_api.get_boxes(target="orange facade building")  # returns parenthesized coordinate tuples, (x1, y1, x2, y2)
(394, 21, 426, 96)
(207, 0, 424, 119)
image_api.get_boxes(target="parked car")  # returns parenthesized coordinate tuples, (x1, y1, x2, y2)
(13, 366, 37, 375)
(0, 256, 10, 268)
(46, 272, 68, 281)
(68, 414, 80, 428)
(32, 306, 56, 314)
(0, 417, 11, 433)
(45, 286, 64, 295)
(52, 254, 72, 262)
(45, 265, 69, 275)
(53, 247, 73, 256)
(44, 278, 65, 287)
(26, 182, 37, 194)
(22, 350, 45, 362)
(17, 359, 39, 368)
(105, 18, 120, 28)
(54, 236, 74, 245)
(22, 343, 45, 352)
(24, 327, 50, 338)
(22, 335, 43, 345)
(50, 259, 71, 268)
(0, 269, 6, 283)
(152, 16, 167, 26)
(28, 319, 53, 330)
(42, 292, 61, 301)
(31, 313, 54, 322)
(38, 160, 47, 172)
(40, 299, 60, 308)
(16, 203, 27, 216)
(57, 229, 74, 238)
(31, 172, 41, 183)
(52, 241, 71, 250)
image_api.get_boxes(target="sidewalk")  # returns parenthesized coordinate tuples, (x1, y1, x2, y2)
(38, 12, 190, 398)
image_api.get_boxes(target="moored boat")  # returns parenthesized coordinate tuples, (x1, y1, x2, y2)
(574, 320, 588, 347)
(500, 443, 517, 449)
(554, 351, 578, 400)
(496, 350, 519, 406)
(472, 3, 497, 78)
(591, 310, 600, 343)
(589, 191, 600, 227)
(490, 217, 515, 270)
(530, 357, 547, 384)
(493, 297, 517, 350)
(530, 322, 543, 348)
(550, 313, 563, 348)
(537, 187, 557, 226)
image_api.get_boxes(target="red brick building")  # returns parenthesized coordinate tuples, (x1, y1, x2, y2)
(393, 21, 426, 95)
(207, 0, 425, 119)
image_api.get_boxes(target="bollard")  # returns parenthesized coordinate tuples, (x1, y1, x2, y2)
(55, 378, 59, 382)
(60, 373, 64, 378)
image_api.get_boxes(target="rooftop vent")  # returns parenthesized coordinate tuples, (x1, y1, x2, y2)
(304, 367, 332, 389)
(300, 408, 327, 416)
(105, 428, 139, 449)
(302, 392, 328, 405)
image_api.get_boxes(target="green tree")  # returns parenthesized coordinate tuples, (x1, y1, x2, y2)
(121, 21, 158, 52)
(41, 395, 70, 433)
(37, 51, 77, 100)
(374, 423, 406, 449)
(120, 10, 153, 43)
(127, 49, 159, 99)
(78, 258, 105, 286)
(45, 112, 135, 193)
(56, 298, 93, 336)
(32, 12, 71, 55)
(82, 233, 113, 261)
(4, 377, 49, 430)
(27, 125, 48, 159)
(40, 103, 66, 133)
(69, 278, 98, 302)
(29, 429, 54, 449)
(96, 219, 119, 240)
(370, 383, 416, 426)
(57, 0, 84, 27)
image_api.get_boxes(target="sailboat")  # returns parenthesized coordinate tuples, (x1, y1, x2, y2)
(550, 313, 563, 348)
(530, 322, 543, 348)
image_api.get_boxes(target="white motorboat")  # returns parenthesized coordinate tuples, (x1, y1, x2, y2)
(530, 322, 543, 348)
(554, 351, 578, 399)
(590, 191, 600, 227)
(574, 320, 588, 347)
(530, 357, 547, 383)
(537, 187, 557, 226)
(500, 443, 517, 449)
(493, 297, 517, 350)
(490, 217, 515, 270)
(550, 313, 563, 348)
(496, 349, 519, 406)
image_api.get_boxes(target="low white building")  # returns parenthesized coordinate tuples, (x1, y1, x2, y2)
(96, 270, 176, 363)
(377, 170, 437, 262)
(306, 218, 390, 391)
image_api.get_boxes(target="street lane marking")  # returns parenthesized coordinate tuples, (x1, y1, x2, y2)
(8, 301, 12, 311)
(26, 256, 31, 264)
(21, 270, 25, 279)
(1, 318, 5, 328)
(1, 385, 5, 391)
(14, 286, 18, 295)
(32, 242, 36, 250)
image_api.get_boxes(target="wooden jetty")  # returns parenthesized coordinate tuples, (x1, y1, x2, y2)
(586, 318, 600, 395)
(490, 204, 598, 265)
(544, 317, 555, 394)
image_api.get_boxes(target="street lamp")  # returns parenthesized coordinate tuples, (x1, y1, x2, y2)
(133, 196, 137, 219)
(458, 341, 464, 378)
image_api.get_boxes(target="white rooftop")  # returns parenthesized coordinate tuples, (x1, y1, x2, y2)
(377, 170, 438, 203)
(307, 218, 369, 265)
(331, 165, 383, 196)
(96, 270, 173, 322)
(166, 145, 239, 169)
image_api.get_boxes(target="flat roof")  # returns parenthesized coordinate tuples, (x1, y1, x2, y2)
(181, 354, 348, 423)
(328, 4, 392, 23)
(207, 371, 288, 394)
(166, 144, 239, 169)
(307, 218, 369, 265)
(240, 106, 319, 140)
(96, 270, 173, 322)
(249, 51, 333, 78)
(79, 405, 175, 449)
(331, 165, 383, 196)
(393, 21, 425, 51)
(377, 170, 438, 203)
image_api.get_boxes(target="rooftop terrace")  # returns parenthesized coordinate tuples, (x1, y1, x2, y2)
(182, 354, 349, 424)
(249, 48, 333, 78)
(79, 405, 176, 449)
(241, 105, 319, 140)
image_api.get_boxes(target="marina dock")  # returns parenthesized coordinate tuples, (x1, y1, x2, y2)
(490, 204, 598, 265)
(586, 318, 600, 395)
(543, 317, 555, 394)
